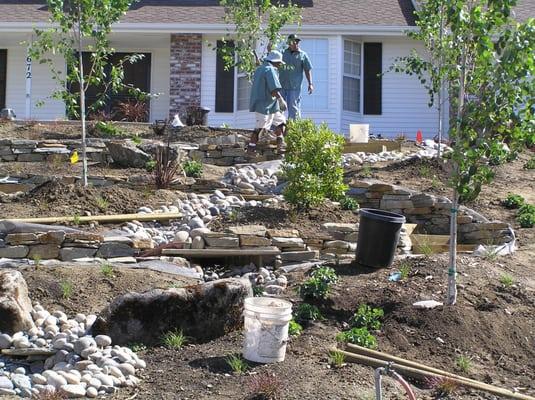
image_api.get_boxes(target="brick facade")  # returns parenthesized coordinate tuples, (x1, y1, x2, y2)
(169, 33, 202, 117)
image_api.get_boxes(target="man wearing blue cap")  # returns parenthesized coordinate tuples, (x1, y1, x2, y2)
(247, 50, 288, 154)
(279, 34, 313, 120)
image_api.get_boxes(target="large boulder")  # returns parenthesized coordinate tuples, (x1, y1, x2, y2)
(105, 141, 151, 168)
(0, 270, 35, 334)
(92, 278, 252, 345)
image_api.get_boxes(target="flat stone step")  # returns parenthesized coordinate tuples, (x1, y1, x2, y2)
(161, 247, 281, 257)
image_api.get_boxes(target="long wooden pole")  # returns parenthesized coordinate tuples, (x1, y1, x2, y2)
(3, 212, 182, 225)
(338, 348, 535, 400)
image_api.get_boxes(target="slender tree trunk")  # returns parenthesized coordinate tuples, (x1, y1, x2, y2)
(447, 45, 467, 306)
(437, 3, 445, 159)
(77, 8, 88, 187)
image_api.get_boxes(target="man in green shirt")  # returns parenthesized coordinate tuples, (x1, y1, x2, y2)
(279, 34, 313, 120)
(247, 50, 288, 154)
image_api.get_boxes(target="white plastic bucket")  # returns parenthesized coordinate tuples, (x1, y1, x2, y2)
(242, 297, 293, 363)
(349, 124, 370, 143)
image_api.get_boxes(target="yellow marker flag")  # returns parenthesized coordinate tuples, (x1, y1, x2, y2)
(70, 151, 79, 164)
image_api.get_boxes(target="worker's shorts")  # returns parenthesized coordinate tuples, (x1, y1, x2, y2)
(254, 111, 286, 131)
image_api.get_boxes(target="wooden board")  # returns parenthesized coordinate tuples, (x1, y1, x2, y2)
(411, 234, 477, 254)
(162, 247, 281, 257)
(3, 212, 182, 225)
(343, 140, 402, 154)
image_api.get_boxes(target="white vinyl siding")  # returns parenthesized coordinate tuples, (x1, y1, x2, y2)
(300, 38, 328, 111)
(343, 40, 361, 113)
(236, 72, 251, 111)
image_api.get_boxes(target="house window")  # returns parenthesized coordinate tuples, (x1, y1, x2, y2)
(300, 38, 328, 111)
(343, 40, 361, 113)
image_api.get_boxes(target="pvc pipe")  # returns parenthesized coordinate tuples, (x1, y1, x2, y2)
(2, 212, 182, 225)
(337, 349, 535, 400)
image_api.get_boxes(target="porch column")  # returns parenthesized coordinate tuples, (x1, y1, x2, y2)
(169, 33, 202, 118)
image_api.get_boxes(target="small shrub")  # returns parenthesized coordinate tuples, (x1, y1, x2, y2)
(72, 214, 81, 226)
(328, 349, 346, 368)
(298, 267, 339, 300)
(517, 208, 535, 228)
(95, 121, 122, 136)
(502, 193, 525, 209)
(350, 304, 384, 331)
(295, 303, 324, 323)
(359, 165, 372, 178)
(419, 164, 432, 178)
(283, 119, 347, 210)
(59, 281, 74, 299)
(247, 373, 283, 400)
(339, 196, 359, 211)
(32, 255, 42, 269)
(154, 142, 182, 189)
(145, 159, 156, 172)
(116, 100, 148, 122)
(456, 355, 471, 373)
(226, 353, 248, 374)
(131, 134, 142, 145)
(336, 327, 377, 349)
(499, 273, 514, 287)
(523, 156, 535, 170)
(101, 263, 115, 278)
(129, 342, 147, 352)
(95, 196, 109, 211)
(288, 319, 303, 337)
(183, 160, 203, 178)
(162, 329, 186, 349)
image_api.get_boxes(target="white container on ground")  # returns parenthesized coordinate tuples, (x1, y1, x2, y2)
(242, 297, 293, 363)
(349, 124, 369, 143)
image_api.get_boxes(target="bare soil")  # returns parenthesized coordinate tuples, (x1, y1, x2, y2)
(1, 122, 535, 399)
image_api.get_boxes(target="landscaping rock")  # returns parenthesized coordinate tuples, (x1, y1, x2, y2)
(0, 245, 29, 258)
(106, 141, 151, 168)
(28, 244, 60, 260)
(240, 235, 272, 247)
(280, 251, 319, 262)
(92, 278, 252, 345)
(0, 270, 35, 334)
(96, 243, 135, 258)
(59, 247, 97, 261)
(228, 225, 267, 236)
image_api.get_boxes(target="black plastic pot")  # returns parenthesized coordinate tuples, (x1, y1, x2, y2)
(355, 208, 406, 268)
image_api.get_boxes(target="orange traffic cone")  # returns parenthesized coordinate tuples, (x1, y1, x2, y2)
(416, 130, 423, 145)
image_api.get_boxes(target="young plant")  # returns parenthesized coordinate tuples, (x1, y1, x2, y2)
(502, 193, 525, 209)
(116, 100, 148, 122)
(226, 353, 248, 374)
(95, 121, 122, 137)
(298, 267, 339, 300)
(350, 304, 384, 331)
(336, 327, 377, 349)
(499, 274, 514, 287)
(131, 134, 142, 145)
(399, 262, 412, 280)
(162, 329, 186, 349)
(145, 159, 157, 172)
(283, 119, 347, 210)
(517, 205, 535, 228)
(32, 255, 42, 269)
(247, 373, 283, 400)
(339, 196, 359, 211)
(455, 355, 472, 373)
(183, 160, 203, 178)
(252, 286, 264, 297)
(288, 319, 303, 337)
(59, 281, 74, 299)
(72, 214, 81, 226)
(95, 196, 109, 211)
(419, 164, 432, 178)
(128, 342, 147, 352)
(295, 303, 324, 323)
(328, 349, 346, 368)
(154, 141, 183, 189)
(100, 263, 114, 278)
(523, 156, 535, 170)
(359, 165, 373, 178)
(425, 376, 460, 396)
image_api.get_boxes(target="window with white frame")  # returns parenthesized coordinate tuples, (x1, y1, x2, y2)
(236, 73, 251, 111)
(343, 40, 361, 113)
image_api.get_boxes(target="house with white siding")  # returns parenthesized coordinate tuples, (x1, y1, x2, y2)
(0, 0, 532, 138)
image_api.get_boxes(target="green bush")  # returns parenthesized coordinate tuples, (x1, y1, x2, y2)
(95, 121, 122, 136)
(288, 320, 303, 337)
(518, 212, 535, 228)
(298, 267, 339, 300)
(336, 327, 377, 349)
(502, 193, 525, 209)
(524, 156, 535, 170)
(350, 304, 384, 331)
(283, 119, 347, 209)
(339, 196, 359, 211)
(183, 160, 203, 178)
(295, 303, 324, 323)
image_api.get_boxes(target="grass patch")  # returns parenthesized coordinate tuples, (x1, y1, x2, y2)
(455, 355, 472, 373)
(162, 329, 187, 349)
(226, 353, 248, 374)
(328, 349, 346, 368)
(499, 273, 514, 287)
(100, 263, 115, 278)
(59, 281, 74, 299)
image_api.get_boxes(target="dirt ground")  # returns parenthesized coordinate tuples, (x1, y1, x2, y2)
(1, 121, 535, 399)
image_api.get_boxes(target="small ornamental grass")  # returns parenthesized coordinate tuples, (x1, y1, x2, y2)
(162, 329, 186, 349)
(226, 353, 248, 374)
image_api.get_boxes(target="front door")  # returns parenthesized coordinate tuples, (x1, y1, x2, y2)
(0, 50, 7, 110)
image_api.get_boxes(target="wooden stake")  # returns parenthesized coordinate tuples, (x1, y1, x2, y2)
(3, 212, 182, 225)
